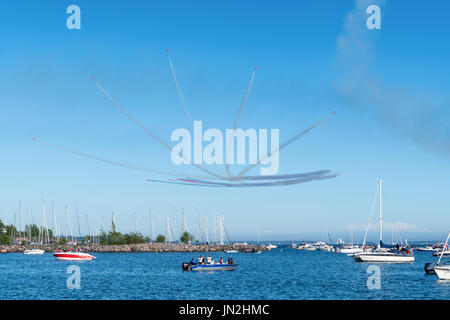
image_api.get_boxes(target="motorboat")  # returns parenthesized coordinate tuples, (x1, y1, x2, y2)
(424, 262, 437, 274)
(266, 244, 278, 249)
(317, 244, 333, 252)
(24, 248, 45, 255)
(302, 244, 317, 251)
(432, 248, 450, 257)
(353, 179, 415, 263)
(417, 246, 435, 252)
(53, 251, 96, 261)
(224, 249, 239, 253)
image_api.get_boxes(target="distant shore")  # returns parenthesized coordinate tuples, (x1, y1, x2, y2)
(0, 243, 268, 253)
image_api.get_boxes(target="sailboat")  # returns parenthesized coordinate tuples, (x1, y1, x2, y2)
(336, 225, 363, 254)
(24, 202, 45, 255)
(353, 179, 415, 263)
(433, 232, 450, 280)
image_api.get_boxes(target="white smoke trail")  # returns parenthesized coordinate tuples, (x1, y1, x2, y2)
(93, 77, 225, 179)
(167, 49, 193, 124)
(225, 67, 257, 178)
(33, 138, 196, 177)
(237, 112, 334, 178)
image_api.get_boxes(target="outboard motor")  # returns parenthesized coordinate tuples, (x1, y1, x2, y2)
(182, 262, 193, 271)
(424, 263, 436, 274)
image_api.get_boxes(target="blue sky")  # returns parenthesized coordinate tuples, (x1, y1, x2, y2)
(0, 0, 449, 241)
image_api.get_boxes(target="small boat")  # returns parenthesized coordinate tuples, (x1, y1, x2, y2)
(266, 244, 278, 249)
(317, 244, 333, 252)
(53, 251, 96, 261)
(24, 248, 45, 255)
(182, 262, 237, 271)
(424, 262, 437, 274)
(432, 249, 450, 257)
(302, 244, 317, 251)
(224, 250, 239, 253)
(417, 246, 435, 252)
(336, 246, 364, 254)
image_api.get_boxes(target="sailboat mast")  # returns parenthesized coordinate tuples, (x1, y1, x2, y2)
(438, 232, 450, 265)
(379, 179, 383, 247)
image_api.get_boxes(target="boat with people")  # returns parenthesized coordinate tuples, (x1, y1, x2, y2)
(432, 246, 450, 256)
(23, 248, 45, 255)
(53, 250, 96, 261)
(182, 255, 237, 271)
(352, 179, 415, 263)
(417, 245, 435, 252)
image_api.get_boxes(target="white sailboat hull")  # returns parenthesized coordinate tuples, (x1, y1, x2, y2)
(337, 248, 364, 254)
(353, 253, 414, 263)
(434, 266, 450, 280)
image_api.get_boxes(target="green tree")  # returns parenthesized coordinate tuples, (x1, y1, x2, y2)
(180, 231, 194, 244)
(124, 232, 145, 244)
(156, 234, 166, 243)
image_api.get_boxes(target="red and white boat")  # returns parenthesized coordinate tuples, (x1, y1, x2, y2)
(53, 251, 96, 261)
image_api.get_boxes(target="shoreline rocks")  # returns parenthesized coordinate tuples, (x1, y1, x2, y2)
(0, 243, 268, 253)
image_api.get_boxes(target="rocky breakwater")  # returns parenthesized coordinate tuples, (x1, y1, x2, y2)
(0, 243, 268, 253)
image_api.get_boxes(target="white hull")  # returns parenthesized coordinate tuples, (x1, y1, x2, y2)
(434, 266, 450, 280)
(24, 249, 45, 255)
(224, 250, 238, 253)
(55, 257, 94, 261)
(53, 252, 96, 261)
(417, 247, 434, 252)
(192, 264, 237, 271)
(337, 248, 364, 254)
(303, 247, 317, 251)
(353, 253, 414, 263)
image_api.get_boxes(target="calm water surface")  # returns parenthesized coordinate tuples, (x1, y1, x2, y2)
(0, 249, 448, 299)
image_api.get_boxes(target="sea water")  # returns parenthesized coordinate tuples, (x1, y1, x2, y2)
(0, 249, 448, 299)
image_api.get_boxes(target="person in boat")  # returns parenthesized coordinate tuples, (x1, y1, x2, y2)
(219, 257, 223, 264)
(190, 258, 196, 265)
(206, 255, 212, 264)
(198, 255, 203, 264)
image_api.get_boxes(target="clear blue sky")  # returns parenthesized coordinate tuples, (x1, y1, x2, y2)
(0, 0, 449, 242)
